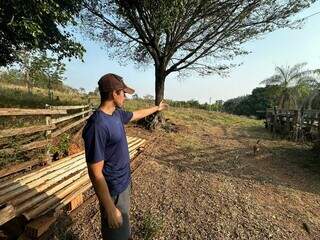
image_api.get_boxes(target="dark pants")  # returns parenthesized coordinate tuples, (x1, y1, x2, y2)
(100, 184, 131, 240)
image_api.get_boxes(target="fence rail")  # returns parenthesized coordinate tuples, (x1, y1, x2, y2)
(0, 108, 67, 116)
(0, 104, 93, 177)
(52, 109, 91, 124)
(0, 124, 56, 138)
(46, 105, 89, 110)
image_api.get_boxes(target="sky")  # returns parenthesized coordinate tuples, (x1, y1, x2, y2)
(63, 2, 320, 104)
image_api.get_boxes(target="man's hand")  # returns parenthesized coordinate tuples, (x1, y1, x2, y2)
(131, 100, 169, 121)
(158, 100, 169, 111)
(87, 162, 123, 229)
(107, 207, 123, 229)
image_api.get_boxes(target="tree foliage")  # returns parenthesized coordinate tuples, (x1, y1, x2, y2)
(167, 99, 223, 111)
(224, 64, 320, 118)
(0, 0, 85, 66)
(260, 63, 319, 109)
(1, 51, 66, 101)
(223, 85, 283, 118)
(81, 0, 315, 107)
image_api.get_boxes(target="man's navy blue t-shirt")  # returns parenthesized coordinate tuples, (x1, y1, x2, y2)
(82, 108, 133, 196)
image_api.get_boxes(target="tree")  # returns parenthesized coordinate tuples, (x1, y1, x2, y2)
(132, 93, 139, 99)
(260, 63, 318, 109)
(32, 53, 66, 101)
(0, 0, 85, 66)
(0, 69, 22, 85)
(143, 94, 154, 101)
(301, 70, 320, 110)
(17, 51, 67, 100)
(17, 51, 33, 93)
(82, 0, 314, 122)
(223, 85, 283, 118)
(79, 87, 86, 94)
(223, 96, 249, 115)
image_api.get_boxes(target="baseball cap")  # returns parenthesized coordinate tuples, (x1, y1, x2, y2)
(98, 73, 135, 94)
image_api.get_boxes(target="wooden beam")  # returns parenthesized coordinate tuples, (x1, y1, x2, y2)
(0, 204, 16, 225)
(51, 182, 92, 214)
(0, 230, 8, 240)
(128, 139, 146, 152)
(67, 194, 84, 211)
(0, 158, 45, 179)
(23, 175, 90, 220)
(0, 157, 85, 199)
(51, 115, 90, 138)
(0, 108, 67, 116)
(0, 140, 50, 155)
(1, 161, 87, 205)
(129, 150, 138, 159)
(52, 109, 91, 124)
(128, 138, 142, 148)
(0, 171, 88, 225)
(47, 105, 89, 110)
(0, 124, 56, 139)
(16, 171, 88, 217)
(0, 152, 85, 189)
(24, 214, 56, 239)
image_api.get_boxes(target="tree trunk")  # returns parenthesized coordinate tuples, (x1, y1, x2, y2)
(25, 70, 32, 94)
(137, 64, 167, 130)
(155, 67, 165, 106)
(150, 65, 166, 128)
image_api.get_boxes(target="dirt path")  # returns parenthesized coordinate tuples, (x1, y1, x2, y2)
(54, 121, 320, 240)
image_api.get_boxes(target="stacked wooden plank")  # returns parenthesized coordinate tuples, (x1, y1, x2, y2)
(0, 136, 146, 226)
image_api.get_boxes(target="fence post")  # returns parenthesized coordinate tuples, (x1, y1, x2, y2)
(81, 106, 85, 119)
(45, 104, 52, 164)
(272, 106, 277, 138)
(318, 114, 320, 140)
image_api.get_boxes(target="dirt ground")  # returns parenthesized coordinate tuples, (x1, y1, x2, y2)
(52, 117, 320, 240)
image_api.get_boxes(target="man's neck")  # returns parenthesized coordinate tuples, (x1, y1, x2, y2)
(99, 101, 116, 115)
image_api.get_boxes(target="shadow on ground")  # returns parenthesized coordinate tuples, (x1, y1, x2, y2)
(153, 136, 320, 195)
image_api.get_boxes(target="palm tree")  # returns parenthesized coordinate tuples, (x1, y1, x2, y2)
(260, 63, 318, 110)
(304, 70, 320, 110)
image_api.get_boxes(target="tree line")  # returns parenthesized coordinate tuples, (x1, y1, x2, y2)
(223, 63, 320, 118)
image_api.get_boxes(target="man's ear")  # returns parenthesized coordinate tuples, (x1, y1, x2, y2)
(112, 90, 118, 99)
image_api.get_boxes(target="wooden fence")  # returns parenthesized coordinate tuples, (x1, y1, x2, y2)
(265, 107, 320, 142)
(0, 105, 93, 177)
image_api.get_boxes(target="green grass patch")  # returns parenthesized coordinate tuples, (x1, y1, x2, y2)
(166, 107, 262, 128)
(140, 211, 163, 240)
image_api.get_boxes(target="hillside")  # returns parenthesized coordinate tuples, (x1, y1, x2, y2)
(0, 83, 87, 108)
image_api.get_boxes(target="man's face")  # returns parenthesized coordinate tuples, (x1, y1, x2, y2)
(113, 89, 126, 108)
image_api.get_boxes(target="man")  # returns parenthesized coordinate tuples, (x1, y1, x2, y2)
(82, 73, 168, 240)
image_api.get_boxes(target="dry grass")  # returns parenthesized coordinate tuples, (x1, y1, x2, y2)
(0, 83, 87, 108)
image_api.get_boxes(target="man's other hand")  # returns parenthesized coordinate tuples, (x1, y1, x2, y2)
(107, 207, 123, 229)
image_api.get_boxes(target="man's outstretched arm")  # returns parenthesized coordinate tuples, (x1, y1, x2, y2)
(130, 100, 168, 121)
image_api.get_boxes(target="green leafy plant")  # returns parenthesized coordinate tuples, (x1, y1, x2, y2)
(49, 133, 70, 158)
(141, 211, 163, 240)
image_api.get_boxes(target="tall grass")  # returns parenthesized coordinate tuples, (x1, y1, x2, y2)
(0, 83, 87, 108)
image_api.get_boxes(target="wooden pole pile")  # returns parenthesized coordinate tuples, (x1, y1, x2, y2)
(0, 136, 146, 225)
(265, 108, 320, 141)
